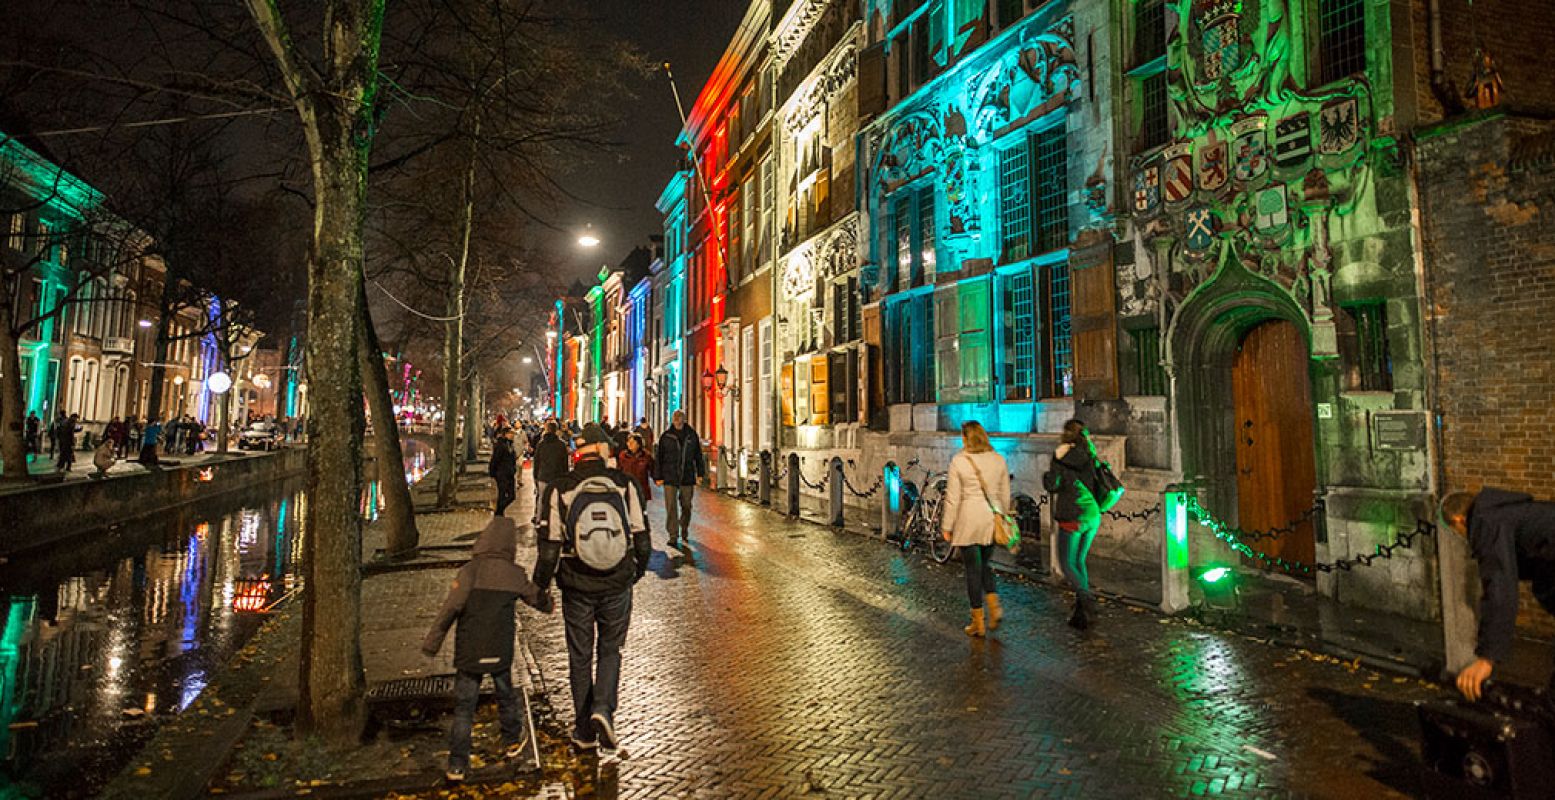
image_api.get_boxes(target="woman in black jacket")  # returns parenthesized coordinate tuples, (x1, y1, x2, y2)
(1044, 419, 1103, 629)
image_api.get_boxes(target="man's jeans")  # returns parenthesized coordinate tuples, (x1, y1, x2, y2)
(495, 476, 516, 516)
(664, 483, 695, 538)
(449, 669, 524, 771)
(562, 589, 633, 736)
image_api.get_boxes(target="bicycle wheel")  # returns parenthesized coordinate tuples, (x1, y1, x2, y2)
(928, 526, 954, 564)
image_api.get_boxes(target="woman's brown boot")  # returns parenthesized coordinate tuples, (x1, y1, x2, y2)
(964, 608, 986, 637)
(984, 594, 1003, 630)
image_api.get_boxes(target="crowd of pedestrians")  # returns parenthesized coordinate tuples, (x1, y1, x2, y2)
(13, 407, 303, 474)
(426, 405, 1158, 784)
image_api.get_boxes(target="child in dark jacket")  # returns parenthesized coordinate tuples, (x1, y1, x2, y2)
(422, 516, 553, 781)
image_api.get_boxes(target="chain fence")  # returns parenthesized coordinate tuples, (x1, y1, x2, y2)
(1186, 495, 1434, 575)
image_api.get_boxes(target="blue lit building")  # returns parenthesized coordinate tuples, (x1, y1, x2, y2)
(649, 170, 692, 434)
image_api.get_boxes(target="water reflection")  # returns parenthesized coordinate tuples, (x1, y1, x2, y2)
(0, 439, 430, 798)
(0, 481, 307, 798)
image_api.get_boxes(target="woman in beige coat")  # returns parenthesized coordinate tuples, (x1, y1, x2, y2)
(940, 421, 1012, 637)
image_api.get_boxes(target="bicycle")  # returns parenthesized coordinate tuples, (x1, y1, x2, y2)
(891, 458, 954, 564)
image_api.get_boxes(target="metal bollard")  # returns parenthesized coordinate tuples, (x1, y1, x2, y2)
(735, 451, 747, 498)
(1160, 484, 1192, 614)
(758, 450, 772, 506)
(785, 452, 800, 517)
(828, 457, 845, 527)
(881, 461, 900, 540)
(716, 446, 729, 492)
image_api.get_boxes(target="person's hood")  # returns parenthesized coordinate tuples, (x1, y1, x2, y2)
(1475, 487, 1534, 516)
(472, 516, 519, 560)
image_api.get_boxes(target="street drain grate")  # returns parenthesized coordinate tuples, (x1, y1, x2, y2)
(366, 675, 458, 726)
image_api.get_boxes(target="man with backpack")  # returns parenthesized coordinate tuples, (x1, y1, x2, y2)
(533, 422, 651, 752)
(655, 409, 706, 548)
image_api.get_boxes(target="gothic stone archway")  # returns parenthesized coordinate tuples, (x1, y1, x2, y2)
(1171, 254, 1319, 572)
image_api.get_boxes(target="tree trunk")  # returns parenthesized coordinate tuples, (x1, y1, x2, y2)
(359, 279, 419, 558)
(0, 311, 30, 481)
(436, 125, 478, 507)
(294, 125, 369, 742)
(145, 311, 171, 423)
(216, 343, 230, 454)
(243, 0, 383, 747)
(462, 368, 480, 465)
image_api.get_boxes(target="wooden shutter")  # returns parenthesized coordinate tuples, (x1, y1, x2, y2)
(858, 42, 888, 121)
(780, 363, 795, 427)
(1070, 232, 1119, 400)
(811, 356, 830, 425)
(958, 279, 992, 403)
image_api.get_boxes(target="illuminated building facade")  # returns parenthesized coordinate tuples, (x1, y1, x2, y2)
(679, 0, 776, 453)
(774, 0, 864, 460)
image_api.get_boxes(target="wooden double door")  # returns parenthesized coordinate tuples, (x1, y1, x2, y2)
(1231, 320, 1318, 570)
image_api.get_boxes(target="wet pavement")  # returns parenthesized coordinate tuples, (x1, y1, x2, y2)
(0, 441, 429, 799)
(511, 484, 1448, 799)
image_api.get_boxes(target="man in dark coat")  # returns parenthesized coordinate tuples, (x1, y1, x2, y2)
(534, 423, 650, 752)
(531, 420, 570, 518)
(655, 409, 706, 548)
(422, 516, 551, 782)
(24, 412, 41, 460)
(1442, 488, 1555, 699)
(489, 429, 519, 517)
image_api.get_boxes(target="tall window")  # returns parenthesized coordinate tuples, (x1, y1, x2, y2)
(888, 185, 935, 292)
(1133, 0, 1166, 65)
(1045, 261, 1073, 397)
(996, 0, 1027, 30)
(1338, 301, 1392, 391)
(1133, 0, 1169, 152)
(1129, 326, 1167, 396)
(6, 214, 23, 251)
(1318, 0, 1366, 84)
(1032, 123, 1068, 253)
(997, 141, 1031, 262)
(1002, 269, 1037, 400)
(759, 157, 774, 265)
(831, 277, 860, 344)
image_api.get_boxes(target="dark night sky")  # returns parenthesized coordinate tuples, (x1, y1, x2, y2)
(545, 0, 746, 284)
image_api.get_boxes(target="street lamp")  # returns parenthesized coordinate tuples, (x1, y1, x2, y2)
(577, 224, 600, 248)
(703, 365, 738, 399)
(522, 356, 534, 364)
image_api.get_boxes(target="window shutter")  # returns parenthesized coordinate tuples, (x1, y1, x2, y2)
(1069, 233, 1119, 400)
(810, 356, 829, 425)
(780, 362, 795, 427)
(958, 279, 992, 403)
(858, 42, 888, 120)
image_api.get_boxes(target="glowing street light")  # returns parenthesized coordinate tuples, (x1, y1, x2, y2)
(138, 319, 153, 328)
(522, 356, 534, 364)
(578, 234, 601, 248)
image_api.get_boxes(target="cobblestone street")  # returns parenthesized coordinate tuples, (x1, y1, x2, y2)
(511, 480, 1446, 800)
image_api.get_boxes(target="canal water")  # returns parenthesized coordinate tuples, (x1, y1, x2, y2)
(0, 441, 431, 799)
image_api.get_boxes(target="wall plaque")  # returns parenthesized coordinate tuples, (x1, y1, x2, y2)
(1371, 411, 1426, 451)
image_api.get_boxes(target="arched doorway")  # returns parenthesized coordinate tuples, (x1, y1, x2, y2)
(1232, 320, 1317, 566)
(1171, 254, 1322, 577)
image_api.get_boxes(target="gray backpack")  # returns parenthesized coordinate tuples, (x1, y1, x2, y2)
(563, 475, 631, 572)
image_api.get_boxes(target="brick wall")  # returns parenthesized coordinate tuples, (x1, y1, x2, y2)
(1419, 114, 1555, 635)
(1410, 0, 1555, 124)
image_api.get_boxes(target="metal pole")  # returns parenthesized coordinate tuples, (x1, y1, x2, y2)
(828, 457, 845, 527)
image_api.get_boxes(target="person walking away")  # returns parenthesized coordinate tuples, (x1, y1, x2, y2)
(24, 412, 41, 461)
(655, 410, 706, 548)
(1441, 489, 1555, 700)
(534, 423, 650, 752)
(422, 516, 551, 782)
(940, 421, 1012, 637)
(139, 417, 163, 465)
(489, 429, 519, 518)
(617, 433, 655, 503)
(532, 421, 570, 519)
(54, 413, 80, 472)
(633, 418, 653, 448)
(1044, 419, 1104, 629)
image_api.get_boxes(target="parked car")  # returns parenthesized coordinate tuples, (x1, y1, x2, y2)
(239, 421, 283, 451)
